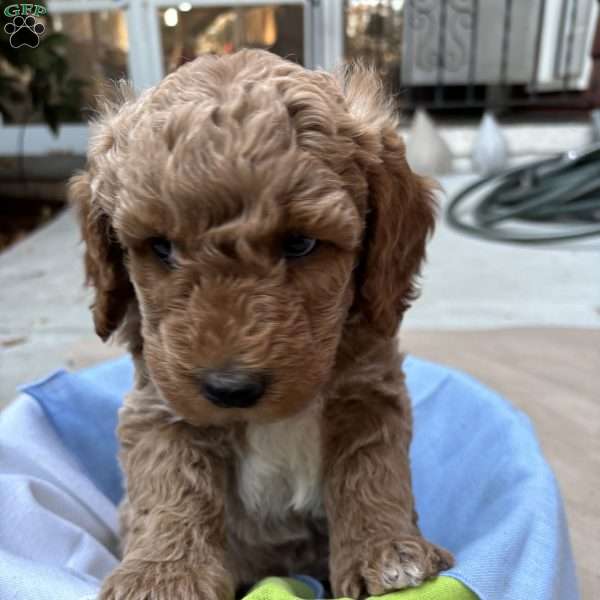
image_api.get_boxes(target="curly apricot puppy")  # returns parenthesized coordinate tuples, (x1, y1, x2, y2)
(71, 49, 453, 600)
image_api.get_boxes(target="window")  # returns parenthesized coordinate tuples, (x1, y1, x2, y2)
(158, 4, 304, 74)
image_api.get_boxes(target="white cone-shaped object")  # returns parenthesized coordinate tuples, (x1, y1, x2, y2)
(405, 109, 453, 176)
(472, 111, 508, 176)
(590, 109, 600, 142)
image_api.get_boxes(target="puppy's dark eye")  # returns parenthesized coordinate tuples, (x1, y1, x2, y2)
(149, 237, 174, 267)
(282, 234, 318, 259)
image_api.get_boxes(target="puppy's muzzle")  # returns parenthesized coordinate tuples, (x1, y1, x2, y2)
(199, 368, 268, 408)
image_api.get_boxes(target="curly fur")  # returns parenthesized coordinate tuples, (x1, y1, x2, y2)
(70, 50, 453, 599)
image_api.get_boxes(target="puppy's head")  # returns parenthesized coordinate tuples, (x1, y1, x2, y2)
(71, 50, 435, 426)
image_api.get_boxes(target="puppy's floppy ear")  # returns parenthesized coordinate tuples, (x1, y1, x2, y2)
(342, 66, 437, 337)
(69, 172, 134, 341)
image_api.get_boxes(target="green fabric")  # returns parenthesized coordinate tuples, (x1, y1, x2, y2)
(243, 576, 478, 600)
(244, 577, 316, 600)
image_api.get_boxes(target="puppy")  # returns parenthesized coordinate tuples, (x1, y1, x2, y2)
(71, 49, 453, 599)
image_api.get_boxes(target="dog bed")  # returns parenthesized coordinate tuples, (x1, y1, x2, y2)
(0, 356, 579, 600)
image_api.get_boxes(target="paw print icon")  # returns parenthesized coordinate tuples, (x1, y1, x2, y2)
(4, 15, 45, 49)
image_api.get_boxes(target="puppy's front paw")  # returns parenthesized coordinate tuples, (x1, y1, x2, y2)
(99, 559, 233, 600)
(331, 535, 453, 598)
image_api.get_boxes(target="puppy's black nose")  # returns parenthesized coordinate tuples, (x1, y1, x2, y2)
(199, 369, 267, 409)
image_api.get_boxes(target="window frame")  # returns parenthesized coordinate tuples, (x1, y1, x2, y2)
(0, 0, 343, 155)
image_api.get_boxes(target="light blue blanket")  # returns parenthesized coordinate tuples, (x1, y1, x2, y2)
(0, 356, 579, 600)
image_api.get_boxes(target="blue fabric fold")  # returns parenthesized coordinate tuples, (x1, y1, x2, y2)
(21, 356, 133, 504)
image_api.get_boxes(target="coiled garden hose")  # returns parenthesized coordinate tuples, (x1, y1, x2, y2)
(446, 143, 600, 244)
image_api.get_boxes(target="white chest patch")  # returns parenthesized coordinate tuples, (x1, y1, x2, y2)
(238, 400, 323, 520)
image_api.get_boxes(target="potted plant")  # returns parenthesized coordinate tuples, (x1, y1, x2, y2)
(0, 20, 87, 249)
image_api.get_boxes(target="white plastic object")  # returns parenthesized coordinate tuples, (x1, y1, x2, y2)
(472, 111, 509, 176)
(405, 109, 453, 176)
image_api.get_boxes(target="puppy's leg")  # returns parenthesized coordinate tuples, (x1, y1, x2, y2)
(323, 372, 453, 598)
(100, 412, 233, 600)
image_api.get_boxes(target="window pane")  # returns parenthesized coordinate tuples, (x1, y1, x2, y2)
(51, 12, 129, 114)
(159, 5, 304, 74)
(0, 10, 128, 125)
(51, 12, 128, 81)
(344, 0, 404, 92)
